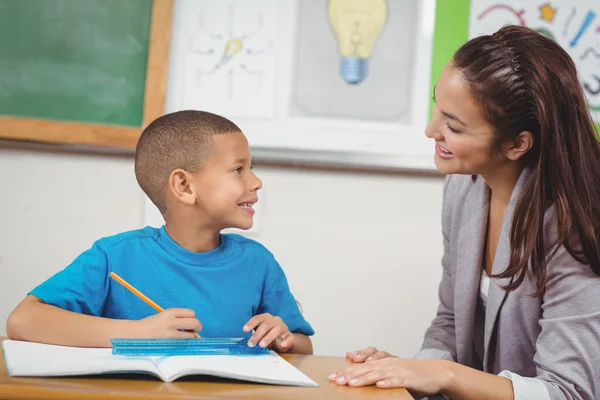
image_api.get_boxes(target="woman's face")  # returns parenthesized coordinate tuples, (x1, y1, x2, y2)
(425, 63, 506, 176)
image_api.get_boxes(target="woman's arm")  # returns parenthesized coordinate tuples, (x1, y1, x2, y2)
(441, 361, 514, 400)
(331, 243, 600, 399)
(520, 242, 600, 399)
(329, 357, 514, 399)
(443, 240, 600, 400)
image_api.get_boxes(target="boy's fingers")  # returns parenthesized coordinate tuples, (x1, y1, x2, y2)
(247, 321, 273, 347)
(278, 332, 294, 349)
(258, 326, 283, 348)
(243, 313, 271, 332)
(167, 308, 196, 318)
(174, 330, 197, 339)
(174, 317, 202, 331)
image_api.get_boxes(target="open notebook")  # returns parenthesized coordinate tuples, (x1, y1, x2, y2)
(2, 340, 318, 387)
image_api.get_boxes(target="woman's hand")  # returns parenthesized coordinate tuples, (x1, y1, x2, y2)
(346, 346, 396, 363)
(329, 357, 453, 395)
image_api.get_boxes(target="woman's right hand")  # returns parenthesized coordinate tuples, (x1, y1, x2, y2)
(346, 346, 396, 363)
(134, 308, 202, 338)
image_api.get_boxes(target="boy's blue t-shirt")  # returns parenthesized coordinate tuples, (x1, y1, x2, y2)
(30, 226, 314, 338)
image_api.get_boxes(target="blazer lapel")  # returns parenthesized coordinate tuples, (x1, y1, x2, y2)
(483, 167, 534, 369)
(454, 177, 489, 367)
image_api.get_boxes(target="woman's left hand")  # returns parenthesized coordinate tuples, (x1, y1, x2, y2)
(328, 357, 452, 394)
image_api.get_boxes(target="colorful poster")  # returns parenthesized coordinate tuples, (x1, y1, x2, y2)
(469, 1, 600, 121)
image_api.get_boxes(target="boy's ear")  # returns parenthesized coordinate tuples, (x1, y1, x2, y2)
(506, 130, 534, 161)
(168, 169, 196, 206)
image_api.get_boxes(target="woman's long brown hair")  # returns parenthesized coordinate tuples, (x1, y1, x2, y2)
(453, 25, 600, 295)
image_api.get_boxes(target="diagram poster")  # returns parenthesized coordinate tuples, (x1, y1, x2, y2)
(179, 0, 277, 119)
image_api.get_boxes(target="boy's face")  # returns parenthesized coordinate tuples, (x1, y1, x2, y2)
(190, 132, 263, 231)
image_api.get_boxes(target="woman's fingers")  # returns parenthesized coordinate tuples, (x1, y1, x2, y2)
(346, 346, 380, 363)
(348, 371, 391, 387)
(366, 350, 394, 362)
(376, 376, 407, 389)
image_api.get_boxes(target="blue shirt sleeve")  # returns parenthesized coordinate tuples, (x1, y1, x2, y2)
(29, 240, 110, 316)
(258, 254, 315, 336)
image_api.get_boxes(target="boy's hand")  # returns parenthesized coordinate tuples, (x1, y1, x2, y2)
(135, 308, 202, 338)
(243, 313, 294, 352)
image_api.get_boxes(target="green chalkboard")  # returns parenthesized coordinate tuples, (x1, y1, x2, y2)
(0, 0, 153, 127)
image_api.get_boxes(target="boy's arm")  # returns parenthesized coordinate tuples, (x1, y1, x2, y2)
(6, 295, 202, 347)
(6, 295, 136, 347)
(256, 253, 315, 354)
(5, 241, 128, 347)
(7, 240, 202, 347)
(287, 333, 313, 355)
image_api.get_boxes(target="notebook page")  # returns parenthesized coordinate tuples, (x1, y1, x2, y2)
(2, 340, 162, 379)
(154, 352, 319, 386)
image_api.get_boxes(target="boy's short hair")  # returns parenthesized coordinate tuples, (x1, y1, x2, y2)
(135, 110, 241, 213)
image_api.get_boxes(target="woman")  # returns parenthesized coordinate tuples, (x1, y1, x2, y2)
(329, 25, 600, 399)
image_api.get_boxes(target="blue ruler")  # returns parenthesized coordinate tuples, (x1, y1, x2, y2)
(110, 338, 271, 356)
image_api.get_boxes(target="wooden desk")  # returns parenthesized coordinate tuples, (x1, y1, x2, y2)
(0, 338, 413, 399)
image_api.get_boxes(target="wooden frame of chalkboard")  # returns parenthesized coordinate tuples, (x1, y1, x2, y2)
(0, 0, 173, 149)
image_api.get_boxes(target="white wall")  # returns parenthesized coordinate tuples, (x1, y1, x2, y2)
(246, 167, 445, 357)
(0, 144, 444, 357)
(0, 146, 144, 325)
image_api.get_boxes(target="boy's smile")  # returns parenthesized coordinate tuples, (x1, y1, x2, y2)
(238, 200, 257, 216)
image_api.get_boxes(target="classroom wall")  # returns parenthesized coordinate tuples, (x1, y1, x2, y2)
(0, 144, 445, 357)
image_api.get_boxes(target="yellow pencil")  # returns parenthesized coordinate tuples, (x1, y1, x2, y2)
(109, 271, 200, 338)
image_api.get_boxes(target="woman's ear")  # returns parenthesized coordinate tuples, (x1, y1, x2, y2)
(506, 131, 534, 161)
(168, 169, 196, 206)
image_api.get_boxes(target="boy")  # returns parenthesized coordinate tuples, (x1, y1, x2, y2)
(6, 110, 314, 354)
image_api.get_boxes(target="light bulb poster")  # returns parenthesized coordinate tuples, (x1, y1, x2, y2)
(432, 0, 600, 128)
(179, 0, 277, 119)
(291, 0, 419, 122)
(327, 0, 389, 85)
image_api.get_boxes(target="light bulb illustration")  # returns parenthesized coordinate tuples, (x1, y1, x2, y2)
(219, 39, 244, 66)
(327, 0, 388, 84)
